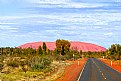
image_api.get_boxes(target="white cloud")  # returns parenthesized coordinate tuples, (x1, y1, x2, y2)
(0, 22, 17, 25)
(1, 11, 121, 27)
(93, 26, 102, 29)
(0, 25, 18, 30)
(36, 3, 107, 8)
(0, 25, 19, 34)
(0, 16, 23, 20)
(25, 0, 108, 8)
(10, 30, 18, 33)
(27, 0, 70, 4)
(36, 2, 107, 8)
(104, 32, 113, 36)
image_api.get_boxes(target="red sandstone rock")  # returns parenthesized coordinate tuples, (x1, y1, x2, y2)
(18, 41, 106, 52)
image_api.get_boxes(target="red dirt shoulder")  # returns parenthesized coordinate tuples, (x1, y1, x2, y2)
(99, 59, 121, 73)
(55, 58, 87, 81)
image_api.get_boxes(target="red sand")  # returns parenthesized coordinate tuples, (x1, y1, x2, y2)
(19, 41, 106, 52)
(55, 59, 87, 81)
(100, 59, 121, 72)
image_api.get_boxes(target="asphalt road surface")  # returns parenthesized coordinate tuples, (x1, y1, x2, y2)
(78, 58, 121, 81)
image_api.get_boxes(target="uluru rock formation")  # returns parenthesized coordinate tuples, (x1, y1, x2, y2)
(19, 41, 106, 52)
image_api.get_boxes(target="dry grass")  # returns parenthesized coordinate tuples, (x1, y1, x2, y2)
(0, 61, 73, 81)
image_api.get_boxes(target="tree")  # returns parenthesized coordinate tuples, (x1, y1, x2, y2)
(56, 39, 71, 55)
(109, 44, 117, 56)
(56, 39, 62, 54)
(42, 42, 47, 52)
(0, 48, 3, 55)
(108, 44, 121, 61)
(37, 46, 43, 55)
(80, 50, 83, 58)
(61, 40, 71, 55)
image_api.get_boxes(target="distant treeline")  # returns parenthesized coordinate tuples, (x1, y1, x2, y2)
(0, 39, 120, 60)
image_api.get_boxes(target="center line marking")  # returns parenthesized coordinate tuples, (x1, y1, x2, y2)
(91, 59, 107, 80)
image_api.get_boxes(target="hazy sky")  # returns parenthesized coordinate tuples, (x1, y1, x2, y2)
(0, 0, 121, 48)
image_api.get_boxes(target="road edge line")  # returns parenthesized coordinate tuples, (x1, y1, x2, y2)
(77, 60, 87, 81)
(99, 59, 121, 73)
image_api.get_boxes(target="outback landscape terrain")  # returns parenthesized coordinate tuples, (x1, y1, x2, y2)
(0, 0, 121, 81)
(0, 39, 121, 81)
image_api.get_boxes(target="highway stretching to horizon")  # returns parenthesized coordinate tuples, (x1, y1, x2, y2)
(78, 58, 121, 81)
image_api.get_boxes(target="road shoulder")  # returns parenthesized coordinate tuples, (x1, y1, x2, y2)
(55, 58, 87, 81)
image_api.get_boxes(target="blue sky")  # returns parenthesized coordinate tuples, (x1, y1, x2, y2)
(0, 0, 121, 48)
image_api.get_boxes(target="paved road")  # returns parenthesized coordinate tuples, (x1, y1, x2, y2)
(78, 58, 121, 81)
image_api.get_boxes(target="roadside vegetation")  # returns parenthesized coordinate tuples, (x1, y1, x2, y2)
(0, 39, 120, 81)
(107, 44, 121, 61)
(82, 44, 121, 62)
(0, 39, 80, 81)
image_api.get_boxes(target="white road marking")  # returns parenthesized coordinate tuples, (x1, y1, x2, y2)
(77, 60, 87, 81)
(91, 59, 107, 80)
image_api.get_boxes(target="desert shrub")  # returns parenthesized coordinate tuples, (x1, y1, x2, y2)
(0, 63, 3, 70)
(0, 55, 4, 70)
(60, 56, 66, 61)
(42, 67, 52, 73)
(7, 60, 19, 67)
(31, 57, 51, 72)
(20, 60, 28, 66)
(110, 55, 117, 60)
(42, 57, 51, 67)
(55, 55, 60, 61)
(32, 64, 43, 71)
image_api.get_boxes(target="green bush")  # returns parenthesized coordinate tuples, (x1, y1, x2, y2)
(0, 55, 4, 70)
(31, 57, 51, 72)
(7, 60, 19, 67)
(0, 63, 3, 70)
(42, 58, 51, 67)
(32, 64, 43, 71)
